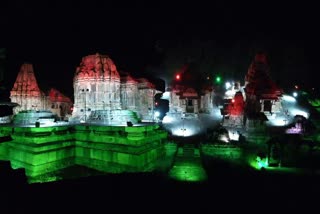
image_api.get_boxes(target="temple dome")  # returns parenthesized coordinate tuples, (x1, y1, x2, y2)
(74, 53, 120, 82)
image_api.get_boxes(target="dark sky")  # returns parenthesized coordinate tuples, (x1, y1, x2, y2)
(2, 2, 319, 98)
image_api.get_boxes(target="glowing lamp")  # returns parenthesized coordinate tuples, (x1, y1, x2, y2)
(176, 74, 181, 80)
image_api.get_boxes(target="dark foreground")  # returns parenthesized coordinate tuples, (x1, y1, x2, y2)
(1, 161, 320, 213)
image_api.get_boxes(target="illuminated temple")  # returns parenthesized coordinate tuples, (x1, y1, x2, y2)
(160, 63, 219, 137)
(71, 53, 161, 124)
(164, 64, 214, 116)
(10, 63, 73, 124)
(1, 51, 319, 184)
(222, 53, 284, 129)
(0, 53, 169, 183)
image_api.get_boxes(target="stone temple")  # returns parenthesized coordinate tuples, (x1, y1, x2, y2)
(71, 53, 161, 125)
(222, 53, 284, 130)
(10, 63, 73, 125)
(161, 63, 220, 137)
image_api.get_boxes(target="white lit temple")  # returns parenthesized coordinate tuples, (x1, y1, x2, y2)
(71, 53, 161, 125)
(161, 66, 220, 137)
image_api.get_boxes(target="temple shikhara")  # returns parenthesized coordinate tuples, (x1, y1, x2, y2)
(244, 53, 283, 118)
(10, 63, 46, 113)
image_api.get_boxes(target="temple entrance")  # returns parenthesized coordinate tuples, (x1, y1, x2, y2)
(186, 99, 194, 113)
(263, 100, 272, 112)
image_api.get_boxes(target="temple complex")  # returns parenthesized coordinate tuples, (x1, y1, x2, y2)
(0, 50, 319, 185)
(8, 53, 160, 126)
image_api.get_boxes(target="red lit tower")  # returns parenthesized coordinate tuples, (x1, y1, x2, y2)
(244, 53, 283, 116)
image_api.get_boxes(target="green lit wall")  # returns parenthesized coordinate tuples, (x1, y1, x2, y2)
(201, 144, 244, 161)
(0, 124, 168, 183)
(0, 126, 13, 160)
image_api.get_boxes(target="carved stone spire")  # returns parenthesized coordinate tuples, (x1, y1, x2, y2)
(11, 63, 41, 96)
(245, 53, 282, 99)
(10, 63, 45, 113)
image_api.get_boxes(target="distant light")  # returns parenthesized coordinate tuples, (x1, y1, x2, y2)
(268, 117, 288, 126)
(207, 76, 210, 80)
(219, 135, 229, 143)
(231, 99, 235, 103)
(162, 115, 174, 123)
(293, 92, 298, 97)
(225, 81, 231, 89)
(161, 92, 170, 100)
(228, 130, 239, 141)
(257, 158, 268, 169)
(282, 94, 296, 102)
(295, 85, 299, 89)
(290, 109, 309, 119)
(154, 111, 160, 117)
(176, 74, 181, 80)
(215, 76, 221, 83)
(225, 90, 236, 98)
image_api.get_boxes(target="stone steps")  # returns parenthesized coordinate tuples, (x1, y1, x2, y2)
(182, 144, 195, 157)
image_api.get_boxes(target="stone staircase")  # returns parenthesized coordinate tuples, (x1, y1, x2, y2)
(182, 144, 195, 157)
(169, 143, 207, 182)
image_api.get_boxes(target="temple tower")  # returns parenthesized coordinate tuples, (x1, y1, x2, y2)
(244, 53, 282, 115)
(10, 63, 46, 114)
(72, 53, 121, 121)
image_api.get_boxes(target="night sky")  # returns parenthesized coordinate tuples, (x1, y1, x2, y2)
(2, 2, 319, 99)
